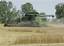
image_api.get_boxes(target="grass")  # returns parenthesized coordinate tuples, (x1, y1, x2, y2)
(14, 33, 64, 44)
(0, 24, 64, 46)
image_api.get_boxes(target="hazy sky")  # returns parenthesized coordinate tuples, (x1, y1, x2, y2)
(4, 0, 64, 15)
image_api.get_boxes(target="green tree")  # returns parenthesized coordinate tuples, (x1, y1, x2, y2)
(55, 3, 64, 19)
(22, 3, 33, 13)
(0, 1, 8, 23)
(0, 0, 22, 24)
(21, 3, 39, 21)
(0, 1, 17, 24)
(6, 8, 20, 24)
(8, 1, 13, 9)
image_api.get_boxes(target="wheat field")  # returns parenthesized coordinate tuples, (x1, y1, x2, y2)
(0, 24, 64, 46)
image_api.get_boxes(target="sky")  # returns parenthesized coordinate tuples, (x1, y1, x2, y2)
(3, 0, 64, 15)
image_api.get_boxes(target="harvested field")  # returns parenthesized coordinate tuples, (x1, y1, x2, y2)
(0, 24, 64, 46)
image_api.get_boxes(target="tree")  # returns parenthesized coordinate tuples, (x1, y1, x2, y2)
(0, 1, 8, 23)
(21, 3, 39, 21)
(55, 3, 64, 19)
(22, 3, 33, 13)
(0, 1, 14, 23)
(8, 1, 13, 9)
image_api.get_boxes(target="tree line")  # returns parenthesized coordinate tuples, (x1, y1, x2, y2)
(0, 0, 64, 26)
